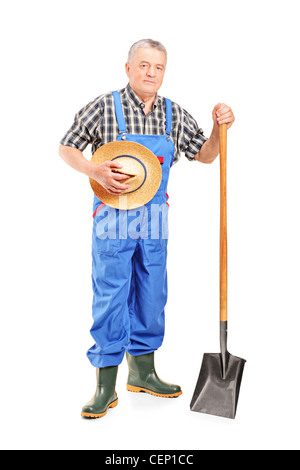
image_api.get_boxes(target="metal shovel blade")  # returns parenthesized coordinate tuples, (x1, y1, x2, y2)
(190, 351, 246, 419)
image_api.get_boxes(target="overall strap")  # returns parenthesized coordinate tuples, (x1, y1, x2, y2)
(112, 91, 127, 136)
(113, 91, 172, 137)
(164, 98, 172, 136)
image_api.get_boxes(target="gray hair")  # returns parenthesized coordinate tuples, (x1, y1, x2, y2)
(127, 39, 167, 64)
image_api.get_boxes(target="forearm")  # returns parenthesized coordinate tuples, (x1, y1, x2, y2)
(58, 144, 95, 178)
(194, 124, 219, 164)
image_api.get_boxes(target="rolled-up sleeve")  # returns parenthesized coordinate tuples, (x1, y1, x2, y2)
(60, 97, 103, 152)
(179, 109, 208, 161)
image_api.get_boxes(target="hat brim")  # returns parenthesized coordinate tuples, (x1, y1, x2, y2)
(89, 141, 162, 210)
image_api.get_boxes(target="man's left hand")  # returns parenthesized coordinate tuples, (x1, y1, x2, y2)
(212, 103, 235, 129)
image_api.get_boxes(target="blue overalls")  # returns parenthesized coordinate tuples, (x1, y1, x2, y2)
(87, 91, 175, 368)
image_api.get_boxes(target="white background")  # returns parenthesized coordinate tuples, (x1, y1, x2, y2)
(1, 0, 299, 451)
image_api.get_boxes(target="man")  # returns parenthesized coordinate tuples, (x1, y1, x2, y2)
(59, 39, 235, 419)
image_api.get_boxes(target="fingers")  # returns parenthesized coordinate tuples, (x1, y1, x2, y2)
(106, 187, 127, 195)
(97, 161, 131, 194)
(213, 103, 235, 128)
(109, 171, 131, 191)
(105, 160, 123, 169)
(215, 103, 230, 117)
(107, 181, 130, 193)
(106, 177, 131, 194)
(213, 103, 225, 112)
(103, 183, 129, 195)
(217, 111, 234, 125)
(112, 172, 133, 181)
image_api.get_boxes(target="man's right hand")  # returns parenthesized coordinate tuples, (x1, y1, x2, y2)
(91, 161, 131, 195)
(58, 145, 131, 195)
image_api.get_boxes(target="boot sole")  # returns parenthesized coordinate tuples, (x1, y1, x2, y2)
(127, 384, 182, 398)
(81, 398, 118, 419)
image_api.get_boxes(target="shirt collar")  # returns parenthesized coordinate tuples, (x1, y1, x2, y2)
(125, 83, 162, 111)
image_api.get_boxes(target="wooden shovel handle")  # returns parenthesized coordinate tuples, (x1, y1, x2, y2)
(220, 124, 228, 322)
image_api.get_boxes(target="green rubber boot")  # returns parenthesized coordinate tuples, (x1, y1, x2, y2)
(81, 366, 118, 418)
(126, 352, 182, 398)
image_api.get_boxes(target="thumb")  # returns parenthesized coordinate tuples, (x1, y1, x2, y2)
(213, 103, 223, 113)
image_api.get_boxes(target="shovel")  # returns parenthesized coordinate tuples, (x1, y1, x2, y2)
(190, 123, 246, 419)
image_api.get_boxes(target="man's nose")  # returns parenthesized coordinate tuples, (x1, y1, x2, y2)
(146, 66, 156, 77)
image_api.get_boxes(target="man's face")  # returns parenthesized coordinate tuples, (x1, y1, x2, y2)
(125, 47, 166, 98)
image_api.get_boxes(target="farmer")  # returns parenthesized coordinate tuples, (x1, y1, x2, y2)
(59, 39, 235, 418)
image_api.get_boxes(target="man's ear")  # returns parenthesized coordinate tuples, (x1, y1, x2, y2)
(125, 62, 130, 78)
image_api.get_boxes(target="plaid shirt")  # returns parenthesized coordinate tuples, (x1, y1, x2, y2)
(60, 84, 207, 164)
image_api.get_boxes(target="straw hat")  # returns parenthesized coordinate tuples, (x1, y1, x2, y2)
(89, 141, 162, 209)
